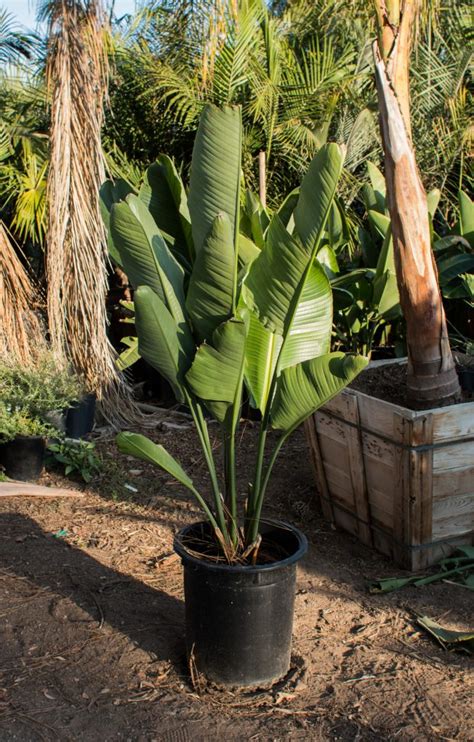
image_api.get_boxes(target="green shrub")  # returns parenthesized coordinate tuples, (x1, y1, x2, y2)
(0, 352, 84, 418)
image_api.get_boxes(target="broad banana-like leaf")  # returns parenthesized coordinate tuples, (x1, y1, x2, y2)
(317, 245, 339, 277)
(374, 221, 395, 275)
(294, 143, 344, 252)
(427, 188, 440, 218)
(244, 190, 269, 249)
(116, 336, 140, 371)
(100, 178, 135, 266)
(139, 155, 194, 266)
(373, 270, 401, 319)
(242, 215, 309, 334)
(367, 161, 386, 211)
(110, 196, 188, 335)
(243, 310, 282, 414)
(359, 225, 380, 268)
(186, 213, 236, 342)
(368, 210, 390, 240)
(238, 233, 260, 268)
(437, 253, 474, 284)
(188, 104, 241, 254)
(134, 286, 190, 402)
(117, 432, 195, 492)
(459, 190, 474, 248)
(277, 189, 299, 231)
(271, 353, 368, 432)
(186, 319, 246, 424)
(433, 235, 471, 255)
(326, 200, 343, 248)
(442, 273, 474, 301)
(279, 262, 333, 371)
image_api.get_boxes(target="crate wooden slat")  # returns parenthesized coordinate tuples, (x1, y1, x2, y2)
(305, 387, 474, 570)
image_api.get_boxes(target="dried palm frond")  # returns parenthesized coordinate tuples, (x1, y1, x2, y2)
(45, 0, 136, 424)
(0, 221, 45, 364)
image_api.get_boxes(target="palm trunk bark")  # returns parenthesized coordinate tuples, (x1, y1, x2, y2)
(373, 0, 460, 408)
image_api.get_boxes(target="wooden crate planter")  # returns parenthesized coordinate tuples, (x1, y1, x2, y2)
(305, 384, 474, 570)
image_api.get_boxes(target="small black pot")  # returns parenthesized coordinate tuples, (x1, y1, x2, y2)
(459, 369, 474, 393)
(174, 520, 308, 688)
(0, 436, 46, 481)
(65, 394, 96, 439)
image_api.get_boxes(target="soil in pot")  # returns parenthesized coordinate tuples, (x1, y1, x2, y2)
(174, 520, 308, 689)
(0, 436, 46, 481)
(65, 394, 96, 439)
(350, 357, 473, 409)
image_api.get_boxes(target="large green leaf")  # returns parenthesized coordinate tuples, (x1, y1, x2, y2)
(100, 178, 135, 266)
(238, 233, 260, 268)
(110, 196, 188, 333)
(279, 262, 333, 370)
(277, 188, 299, 231)
(294, 143, 344, 252)
(427, 188, 440, 218)
(139, 155, 193, 266)
(186, 213, 236, 342)
(242, 215, 309, 334)
(459, 190, 474, 248)
(134, 286, 190, 402)
(117, 432, 195, 492)
(373, 270, 401, 319)
(368, 209, 390, 240)
(438, 253, 474, 284)
(116, 336, 140, 371)
(186, 319, 246, 424)
(243, 309, 282, 414)
(367, 161, 386, 211)
(188, 104, 241, 254)
(271, 353, 368, 432)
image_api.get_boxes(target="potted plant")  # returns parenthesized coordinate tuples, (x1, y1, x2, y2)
(305, 1, 473, 570)
(0, 403, 54, 480)
(0, 352, 83, 479)
(110, 103, 367, 687)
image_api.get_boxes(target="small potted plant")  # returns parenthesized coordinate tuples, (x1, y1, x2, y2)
(0, 403, 54, 480)
(0, 352, 83, 479)
(108, 104, 367, 687)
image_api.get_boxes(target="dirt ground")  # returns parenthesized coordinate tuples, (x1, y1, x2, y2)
(0, 420, 472, 741)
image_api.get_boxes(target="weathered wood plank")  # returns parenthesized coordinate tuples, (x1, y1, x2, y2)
(425, 401, 474, 443)
(409, 414, 434, 546)
(344, 394, 373, 546)
(432, 493, 474, 522)
(0, 482, 84, 498)
(433, 467, 474, 499)
(304, 417, 335, 523)
(392, 414, 412, 563)
(433, 441, 474, 472)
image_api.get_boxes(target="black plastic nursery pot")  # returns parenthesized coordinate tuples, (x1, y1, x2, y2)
(459, 368, 474, 394)
(0, 435, 46, 481)
(65, 394, 96, 439)
(174, 520, 308, 688)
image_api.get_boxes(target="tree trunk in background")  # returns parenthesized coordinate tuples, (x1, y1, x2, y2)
(373, 0, 461, 408)
(0, 223, 44, 364)
(45, 0, 133, 422)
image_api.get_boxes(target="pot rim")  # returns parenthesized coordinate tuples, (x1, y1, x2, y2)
(174, 518, 308, 574)
(1, 435, 46, 443)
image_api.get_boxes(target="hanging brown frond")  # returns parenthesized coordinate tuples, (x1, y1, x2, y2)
(0, 221, 45, 364)
(45, 0, 134, 423)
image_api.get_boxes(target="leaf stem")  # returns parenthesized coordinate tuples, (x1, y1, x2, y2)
(184, 391, 229, 542)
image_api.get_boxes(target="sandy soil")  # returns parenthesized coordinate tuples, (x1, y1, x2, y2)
(0, 421, 472, 741)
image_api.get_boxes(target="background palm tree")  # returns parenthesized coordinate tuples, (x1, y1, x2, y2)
(41, 0, 131, 419)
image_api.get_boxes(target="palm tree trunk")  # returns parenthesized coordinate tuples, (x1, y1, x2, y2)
(373, 0, 460, 408)
(45, 0, 134, 422)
